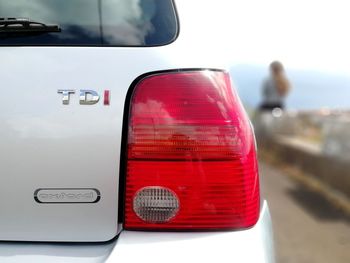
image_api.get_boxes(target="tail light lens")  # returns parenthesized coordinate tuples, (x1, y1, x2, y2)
(124, 70, 260, 230)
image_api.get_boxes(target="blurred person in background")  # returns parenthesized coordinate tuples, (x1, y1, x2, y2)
(254, 61, 291, 137)
(260, 61, 291, 111)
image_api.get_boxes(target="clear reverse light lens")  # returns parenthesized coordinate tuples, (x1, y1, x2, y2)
(133, 187, 180, 223)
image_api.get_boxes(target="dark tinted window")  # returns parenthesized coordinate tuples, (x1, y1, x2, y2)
(0, 0, 177, 46)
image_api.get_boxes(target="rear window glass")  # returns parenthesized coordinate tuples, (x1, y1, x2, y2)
(0, 0, 177, 46)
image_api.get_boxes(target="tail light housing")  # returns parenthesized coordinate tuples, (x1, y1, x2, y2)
(124, 70, 260, 230)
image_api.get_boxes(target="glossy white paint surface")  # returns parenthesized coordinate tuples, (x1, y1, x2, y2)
(0, 202, 274, 263)
(0, 0, 234, 242)
(0, 1, 274, 261)
(108, 202, 275, 263)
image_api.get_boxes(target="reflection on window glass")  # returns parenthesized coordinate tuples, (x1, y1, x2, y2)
(0, 0, 177, 46)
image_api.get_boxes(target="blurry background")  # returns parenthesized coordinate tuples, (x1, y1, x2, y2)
(211, 0, 350, 262)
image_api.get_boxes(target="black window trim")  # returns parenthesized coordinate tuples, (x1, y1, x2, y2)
(0, 0, 179, 48)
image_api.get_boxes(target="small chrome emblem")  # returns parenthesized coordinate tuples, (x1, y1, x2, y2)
(79, 90, 100, 105)
(34, 188, 101, 204)
(58, 89, 110, 105)
(57, 90, 75, 105)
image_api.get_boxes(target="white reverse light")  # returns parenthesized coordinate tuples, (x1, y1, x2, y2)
(133, 187, 180, 223)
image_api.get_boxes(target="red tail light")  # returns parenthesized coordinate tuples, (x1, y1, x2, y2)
(124, 70, 260, 230)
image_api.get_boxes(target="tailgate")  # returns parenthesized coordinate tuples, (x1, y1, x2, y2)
(0, 47, 166, 241)
(0, 0, 179, 242)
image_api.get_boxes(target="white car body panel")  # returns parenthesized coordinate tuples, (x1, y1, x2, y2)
(109, 202, 275, 263)
(0, 0, 232, 242)
(0, 45, 230, 242)
(0, 0, 275, 261)
(0, 202, 274, 263)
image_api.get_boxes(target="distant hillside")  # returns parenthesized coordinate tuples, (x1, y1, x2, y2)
(230, 65, 350, 110)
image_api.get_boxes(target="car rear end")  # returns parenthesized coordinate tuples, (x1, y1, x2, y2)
(0, 0, 275, 262)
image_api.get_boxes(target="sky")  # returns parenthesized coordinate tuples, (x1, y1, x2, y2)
(193, 0, 350, 110)
(199, 0, 350, 74)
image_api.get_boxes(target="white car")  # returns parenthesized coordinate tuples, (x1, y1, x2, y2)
(0, 0, 274, 262)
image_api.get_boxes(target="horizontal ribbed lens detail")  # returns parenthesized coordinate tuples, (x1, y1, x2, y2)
(124, 70, 260, 230)
(133, 187, 180, 223)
